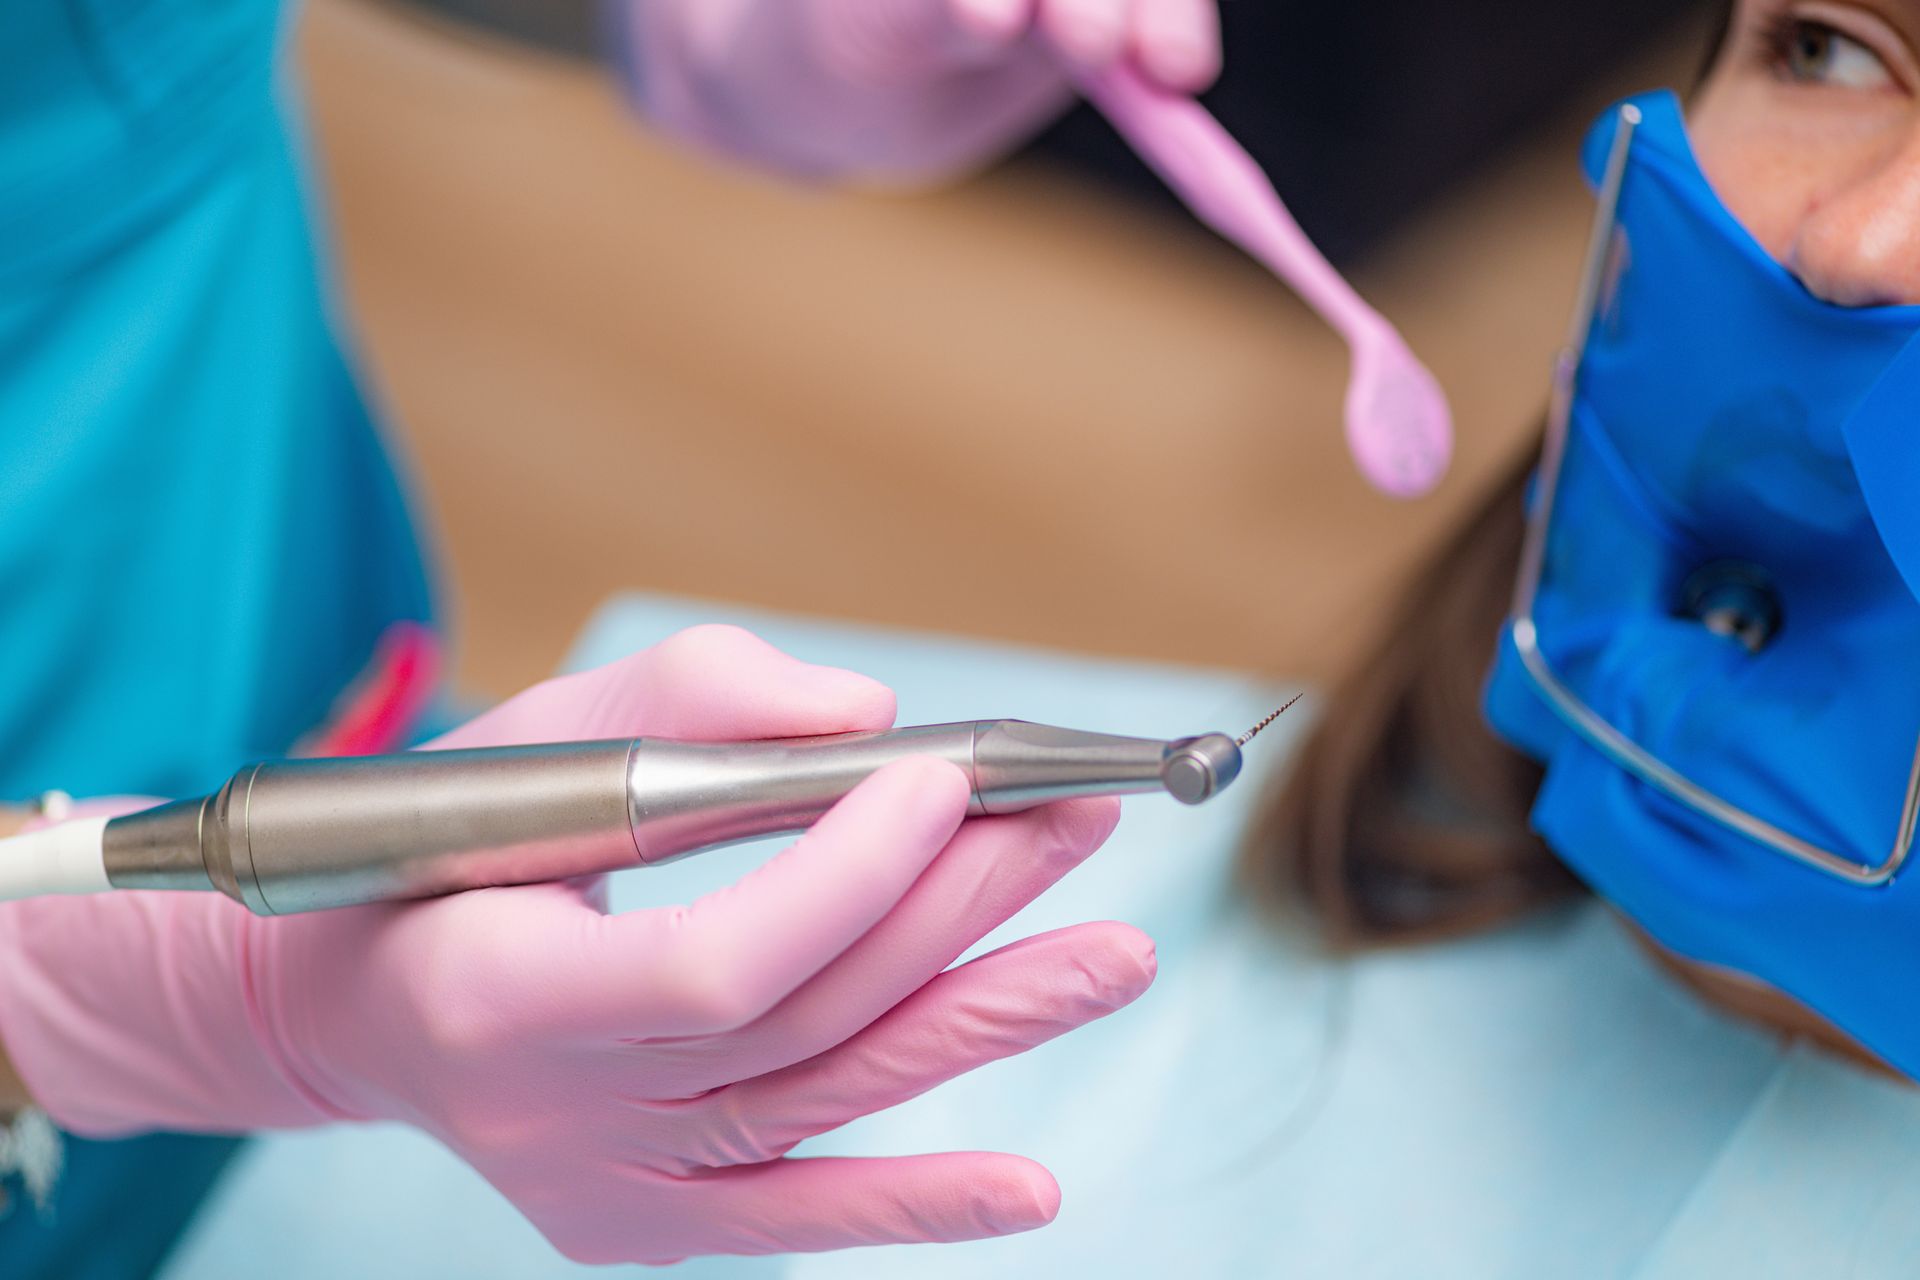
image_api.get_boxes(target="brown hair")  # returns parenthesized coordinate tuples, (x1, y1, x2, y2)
(1241, 450, 1578, 947)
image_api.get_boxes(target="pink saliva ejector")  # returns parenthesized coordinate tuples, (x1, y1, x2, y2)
(1076, 63, 1453, 498)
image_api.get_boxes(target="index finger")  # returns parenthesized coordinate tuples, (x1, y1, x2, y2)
(1131, 0, 1220, 90)
(560, 757, 973, 1040)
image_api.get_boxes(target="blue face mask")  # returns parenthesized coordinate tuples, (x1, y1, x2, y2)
(1483, 90, 1920, 1075)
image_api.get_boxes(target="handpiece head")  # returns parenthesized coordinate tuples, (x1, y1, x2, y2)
(1159, 733, 1243, 805)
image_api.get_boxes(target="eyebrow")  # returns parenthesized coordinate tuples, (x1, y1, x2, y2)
(1848, 0, 1920, 39)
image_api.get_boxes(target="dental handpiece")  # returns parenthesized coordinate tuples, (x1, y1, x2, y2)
(1, 721, 1253, 916)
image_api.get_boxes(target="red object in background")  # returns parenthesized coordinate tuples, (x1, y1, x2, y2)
(298, 622, 443, 758)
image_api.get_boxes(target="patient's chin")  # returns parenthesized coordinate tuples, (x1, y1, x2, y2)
(1622, 918, 1904, 1082)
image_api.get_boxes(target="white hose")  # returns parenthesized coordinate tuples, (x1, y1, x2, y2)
(0, 817, 112, 902)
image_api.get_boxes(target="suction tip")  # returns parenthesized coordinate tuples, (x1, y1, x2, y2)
(1347, 336, 1453, 498)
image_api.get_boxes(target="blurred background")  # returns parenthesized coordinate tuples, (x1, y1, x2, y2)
(299, 0, 1713, 701)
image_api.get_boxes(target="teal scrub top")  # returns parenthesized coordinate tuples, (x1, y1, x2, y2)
(0, 2, 434, 1273)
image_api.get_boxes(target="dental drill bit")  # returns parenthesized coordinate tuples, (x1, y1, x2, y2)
(1236, 694, 1304, 748)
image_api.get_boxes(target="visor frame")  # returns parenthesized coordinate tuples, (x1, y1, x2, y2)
(1506, 104, 1920, 888)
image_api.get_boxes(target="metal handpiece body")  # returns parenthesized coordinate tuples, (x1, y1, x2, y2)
(100, 721, 1243, 915)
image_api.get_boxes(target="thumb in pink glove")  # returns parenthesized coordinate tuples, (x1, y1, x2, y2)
(0, 625, 1154, 1263)
(610, 0, 1222, 181)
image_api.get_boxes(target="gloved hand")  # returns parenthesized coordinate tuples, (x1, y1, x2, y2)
(610, 0, 1223, 181)
(0, 625, 1153, 1263)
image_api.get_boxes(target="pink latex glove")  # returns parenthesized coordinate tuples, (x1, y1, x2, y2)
(610, 0, 1222, 181)
(0, 625, 1153, 1263)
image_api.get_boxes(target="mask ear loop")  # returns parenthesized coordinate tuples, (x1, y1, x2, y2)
(1506, 102, 1920, 887)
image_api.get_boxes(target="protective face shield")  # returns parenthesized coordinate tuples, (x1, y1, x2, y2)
(1483, 91, 1920, 1076)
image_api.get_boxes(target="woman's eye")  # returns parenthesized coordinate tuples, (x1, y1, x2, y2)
(1774, 18, 1898, 90)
